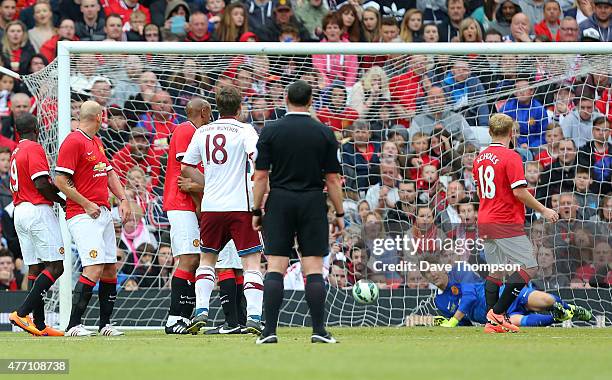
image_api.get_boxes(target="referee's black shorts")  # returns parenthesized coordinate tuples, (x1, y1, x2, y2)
(262, 188, 328, 257)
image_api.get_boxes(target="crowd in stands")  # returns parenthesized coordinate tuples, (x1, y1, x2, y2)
(0, 0, 610, 295)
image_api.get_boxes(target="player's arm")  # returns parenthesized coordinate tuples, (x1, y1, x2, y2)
(180, 134, 205, 187)
(440, 310, 465, 327)
(513, 187, 559, 222)
(107, 170, 131, 224)
(55, 173, 100, 218)
(180, 165, 204, 187)
(324, 129, 344, 238)
(33, 176, 65, 206)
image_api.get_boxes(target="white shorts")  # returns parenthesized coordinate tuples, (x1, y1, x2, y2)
(14, 203, 64, 266)
(167, 210, 201, 257)
(67, 207, 116, 267)
(217, 240, 242, 269)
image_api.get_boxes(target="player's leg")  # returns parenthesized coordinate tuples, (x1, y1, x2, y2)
(235, 270, 247, 326)
(296, 191, 336, 343)
(166, 210, 199, 334)
(190, 211, 224, 332)
(487, 236, 537, 332)
(217, 269, 239, 328)
(525, 290, 592, 322)
(482, 240, 503, 311)
(65, 213, 106, 336)
(509, 313, 555, 327)
(10, 204, 64, 336)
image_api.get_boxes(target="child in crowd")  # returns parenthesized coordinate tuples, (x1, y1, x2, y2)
(573, 167, 599, 219)
(0, 74, 15, 117)
(408, 132, 440, 181)
(534, 122, 564, 168)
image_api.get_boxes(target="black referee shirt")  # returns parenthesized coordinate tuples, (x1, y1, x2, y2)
(255, 112, 341, 191)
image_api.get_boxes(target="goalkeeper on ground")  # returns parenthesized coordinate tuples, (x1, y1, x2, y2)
(424, 266, 592, 328)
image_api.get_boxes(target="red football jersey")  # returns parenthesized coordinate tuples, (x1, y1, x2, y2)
(56, 129, 112, 219)
(10, 139, 53, 206)
(473, 142, 527, 238)
(163, 121, 200, 212)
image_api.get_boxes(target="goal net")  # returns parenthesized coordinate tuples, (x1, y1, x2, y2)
(20, 42, 612, 328)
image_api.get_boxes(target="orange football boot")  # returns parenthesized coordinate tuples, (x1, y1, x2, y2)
(483, 323, 508, 334)
(486, 309, 520, 333)
(39, 326, 65, 336)
(9, 311, 42, 336)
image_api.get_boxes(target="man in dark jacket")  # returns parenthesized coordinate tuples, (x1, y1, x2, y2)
(579, 0, 612, 41)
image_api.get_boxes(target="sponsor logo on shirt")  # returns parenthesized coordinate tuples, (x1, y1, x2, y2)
(93, 162, 108, 178)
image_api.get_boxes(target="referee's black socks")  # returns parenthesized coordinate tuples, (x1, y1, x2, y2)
(305, 274, 327, 336)
(262, 272, 284, 337)
(493, 270, 531, 315)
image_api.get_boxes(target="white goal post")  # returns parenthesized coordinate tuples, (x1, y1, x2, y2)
(47, 41, 612, 329)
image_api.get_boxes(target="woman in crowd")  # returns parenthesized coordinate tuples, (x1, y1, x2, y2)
(349, 65, 391, 118)
(25, 53, 48, 75)
(361, 7, 381, 42)
(459, 17, 483, 42)
(214, 2, 249, 42)
(400, 8, 423, 42)
(590, 193, 612, 239)
(1, 21, 35, 75)
(143, 23, 163, 42)
(312, 13, 358, 88)
(422, 23, 440, 43)
(338, 2, 363, 42)
(167, 58, 207, 117)
(28, 1, 56, 53)
(40, 18, 78, 62)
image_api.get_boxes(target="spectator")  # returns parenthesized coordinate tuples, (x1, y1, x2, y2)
(257, 1, 309, 42)
(214, 4, 249, 42)
(246, 0, 276, 33)
(385, 179, 417, 233)
(167, 58, 206, 116)
(125, 9, 147, 40)
(341, 120, 380, 196)
(535, 122, 564, 168)
(336, 2, 362, 42)
(131, 243, 161, 288)
(589, 240, 612, 287)
(458, 17, 483, 42)
(388, 55, 432, 120)
(0, 73, 14, 117)
(380, 16, 400, 42)
(328, 260, 349, 288)
(1, 93, 30, 141)
(0, 0, 16, 39)
(88, 77, 112, 113)
(27, 1, 55, 53)
(572, 166, 599, 217)
(124, 70, 159, 126)
(365, 158, 401, 215)
(1, 20, 35, 75)
(452, 142, 477, 194)
(347, 243, 368, 284)
(504, 12, 534, 41)
(0, 248, 23, 291)
(295, 0, 326, 40)
(548, 86, 574, 125)
(406, 131, 440, 182)
(518, 0, 547, 27)
(143, 22, 162, 41)
(589, 194, 612, 237)
(561, 97, 601, 149)
(312, 13, 358, 88)
(438, 180, 465, 234)
(490, 0, 521, 36)
(400, 9, 423, 42)
(39, 18, 78, 62)
(112, 126, 163, 188)
(422, 23, 440, 42)
(558, 15, 579, 41)
(438, 0, 466, 42)
(349, 66, 391, 118)
(537, 139, 578, 201)
(135, 90, 184, 151)
(361, 210, 401, 287)
(316, 83, 359, 131)
(103, 0, 151, 25)
(76, 0, 106, 41)
(532, 244, 571, 289)
(161, 0, 190, 37)
(361, 6, 381, 42)
(100, 106, 130, 157)
(248, 96, 277, 133)
(500, 79, 549, 148)
(579, 0, 612, 41)
(484, 29, 503, 42)
(104, 13, 124, 41)
(534, 0, 562, 41)
(578, 116, 611, 168)
(441, 59, 489, 126)
(593, 147, 612, 193)
(204, 0, 225, 33)
(403, 205, 447, 256)
(410, 86, 478, 147)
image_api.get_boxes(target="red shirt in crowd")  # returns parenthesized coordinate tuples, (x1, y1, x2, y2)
(389, 70, 424, 113)
(408, 154, 439, 182)
(102, 0, 151, 24)
(10, 139, 53, 206)
(473, 142, 527, 238)
(56, 129, 112, 219)
(112, 145, 162, 188)
(534, 20, 561, 42)
(317, 107, 359, 131)
(163, 121, 201, 212)
(534, 148, 556, 168)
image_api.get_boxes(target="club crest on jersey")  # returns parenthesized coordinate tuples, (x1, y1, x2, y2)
(89, 250, 98, 259)
(451, 286, 459, 296)
(59, 247, 65, 255)
(193, 239, 200, 248)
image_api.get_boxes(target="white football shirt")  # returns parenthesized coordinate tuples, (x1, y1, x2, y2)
(182, 118, 258, 212)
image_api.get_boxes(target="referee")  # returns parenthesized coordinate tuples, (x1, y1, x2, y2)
(252, 80, 344, 344)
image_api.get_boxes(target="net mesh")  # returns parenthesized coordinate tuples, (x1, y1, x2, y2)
(21, 49, 612, 327)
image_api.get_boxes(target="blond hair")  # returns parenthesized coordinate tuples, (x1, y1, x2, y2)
(362, 66, 389, 92)
(1, 20, 28, 56)
(400, 9, 422, 42)
(459, 17, 483, 42)
(488, 113, 514, 138)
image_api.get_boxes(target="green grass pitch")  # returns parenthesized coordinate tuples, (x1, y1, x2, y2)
(2, 327, 612, 380)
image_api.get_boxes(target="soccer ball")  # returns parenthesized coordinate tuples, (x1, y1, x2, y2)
(352, 280, 379, 304)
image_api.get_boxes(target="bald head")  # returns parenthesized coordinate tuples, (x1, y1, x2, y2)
(185, 97, 211, 119)
(80, 100, 102, 121)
